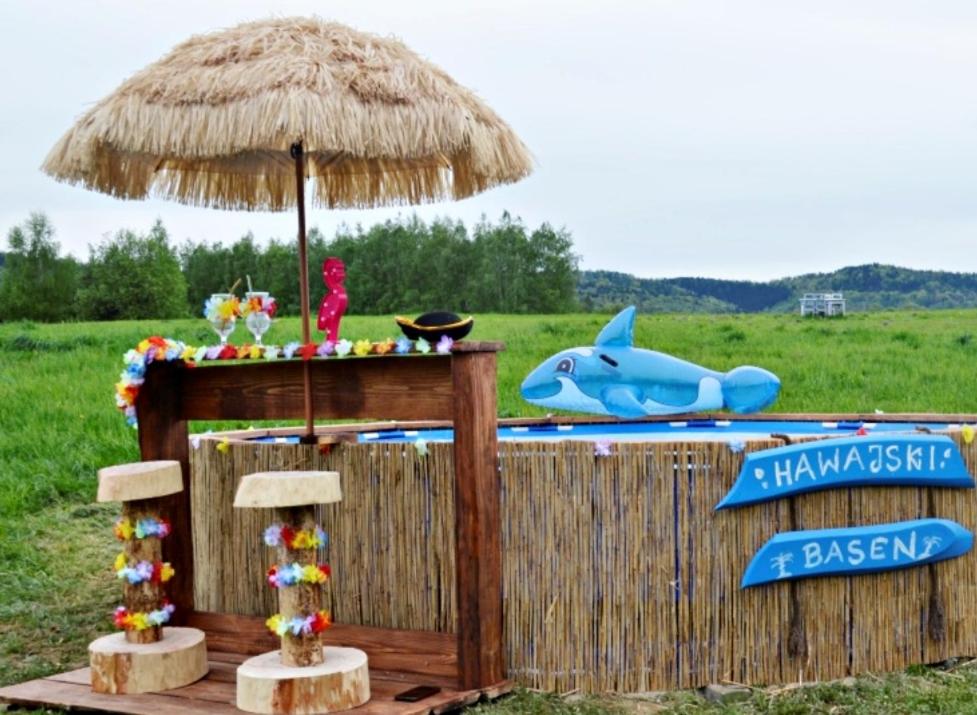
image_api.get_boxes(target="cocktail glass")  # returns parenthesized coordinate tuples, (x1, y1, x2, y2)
(208, 292, 237, 346)
(245, 291, 274, 346)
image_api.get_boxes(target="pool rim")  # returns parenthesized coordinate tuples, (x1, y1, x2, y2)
(191, 412, 977, 444)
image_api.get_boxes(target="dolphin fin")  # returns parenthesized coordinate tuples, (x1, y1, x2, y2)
(600, 385, 648, 418)
(595, 306, 636, 347)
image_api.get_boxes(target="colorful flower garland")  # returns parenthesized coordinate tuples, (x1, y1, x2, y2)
(114, 516, 172, 540)
(265, 610, 332, 637)
(113, 553, 175, 585)
(267, 563, 331, 588)
(263, 523, 328, 550)
(115, 335, 454, 427)
(113, 602, 175, 631)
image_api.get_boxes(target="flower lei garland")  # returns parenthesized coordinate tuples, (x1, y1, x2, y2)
(114, 602, 175, 631)
(263, 524, 331, 585)
(263, 523, 328, 550)
(261, 521, 332, 633)
(266, 610, 332, 637)
(267, 563, 331, 588)
(110, 516, 176, 630)
(115, 335, 455, 427)
(114, 516, 172, 540)
(114, 553, 175, 585)
(203, 295, 241, 322)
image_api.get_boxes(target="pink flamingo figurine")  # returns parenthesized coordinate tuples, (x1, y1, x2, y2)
(317, 257, 348, 343)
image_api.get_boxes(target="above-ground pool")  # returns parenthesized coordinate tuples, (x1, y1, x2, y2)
(248, 416, 956, 444)
(192, 415, 977, 693)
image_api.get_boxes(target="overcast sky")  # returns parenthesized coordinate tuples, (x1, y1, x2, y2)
(2, 0, 977, 280)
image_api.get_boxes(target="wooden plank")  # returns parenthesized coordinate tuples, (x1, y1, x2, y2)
(1, 666, 506, 715)
(45, 664, 461, 703)
(447, 341, 504, 353)
(452, 352, 504, 690)
(0, 678, 242, 714)
(186, 612, 459, 681)
(178, 357, 455, 421)
(202, 661, 238, 683)
(351, 676, 474, 714)
(207, 650, 249, 664)
(45, 667, 91, 685)
(359, 668, 460, 691)
(137, 362, 194, 621)
(48, 665, 233, 704)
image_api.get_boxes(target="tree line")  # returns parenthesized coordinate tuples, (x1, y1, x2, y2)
(0, 212, 580, 322)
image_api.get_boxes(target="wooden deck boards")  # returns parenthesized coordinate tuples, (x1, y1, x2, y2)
(0, 653, 512, 714)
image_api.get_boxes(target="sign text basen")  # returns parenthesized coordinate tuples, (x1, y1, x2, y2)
(717, 434, 973, 510)
(741, 519, 973, 587)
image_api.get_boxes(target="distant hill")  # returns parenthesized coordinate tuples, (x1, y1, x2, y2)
(578, 264, 977, 313)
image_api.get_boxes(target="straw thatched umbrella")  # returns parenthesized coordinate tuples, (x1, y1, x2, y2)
(43, 17, 533, 438)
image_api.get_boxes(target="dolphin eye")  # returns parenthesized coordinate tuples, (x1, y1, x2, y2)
(555, 357, 575, 374)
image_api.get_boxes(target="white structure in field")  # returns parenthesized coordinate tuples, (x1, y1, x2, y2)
(799, 292, 846, 317)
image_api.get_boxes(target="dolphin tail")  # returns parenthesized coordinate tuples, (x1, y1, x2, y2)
(721, 366, 781, 414)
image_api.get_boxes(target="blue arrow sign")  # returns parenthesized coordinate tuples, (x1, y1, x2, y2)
(741, 518, 973, 588)
(717, 434, 973, 510)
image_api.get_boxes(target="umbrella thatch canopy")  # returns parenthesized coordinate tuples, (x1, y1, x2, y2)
(43, 17, 533, 439)
(42, 16, 533, 210)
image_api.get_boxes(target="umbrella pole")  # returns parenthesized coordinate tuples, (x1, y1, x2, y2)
(292, 142, 315, 442)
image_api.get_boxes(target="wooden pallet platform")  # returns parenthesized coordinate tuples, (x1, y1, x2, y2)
(0, 651, 513, 714)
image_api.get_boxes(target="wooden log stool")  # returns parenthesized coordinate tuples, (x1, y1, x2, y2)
(88, 460, 208, 694)
(234, 471, 370, 714)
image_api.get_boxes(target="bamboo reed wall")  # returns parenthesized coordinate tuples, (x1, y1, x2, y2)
(189, 432, 977, 692)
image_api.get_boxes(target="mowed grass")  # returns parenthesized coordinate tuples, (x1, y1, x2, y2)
(1, 309, 977, 714)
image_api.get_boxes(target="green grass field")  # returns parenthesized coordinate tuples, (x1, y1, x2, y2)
(2, 310, 977, 714)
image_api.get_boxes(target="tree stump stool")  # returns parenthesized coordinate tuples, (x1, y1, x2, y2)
(233, 470, 370, 714)
(89, 460, 207, 694)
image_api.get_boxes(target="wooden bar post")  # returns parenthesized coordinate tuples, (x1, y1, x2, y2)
(451, 351, 504, 689)
(137, 363, 193, 622)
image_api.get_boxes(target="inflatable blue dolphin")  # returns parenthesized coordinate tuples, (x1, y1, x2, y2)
(520, 306, 780, 418)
